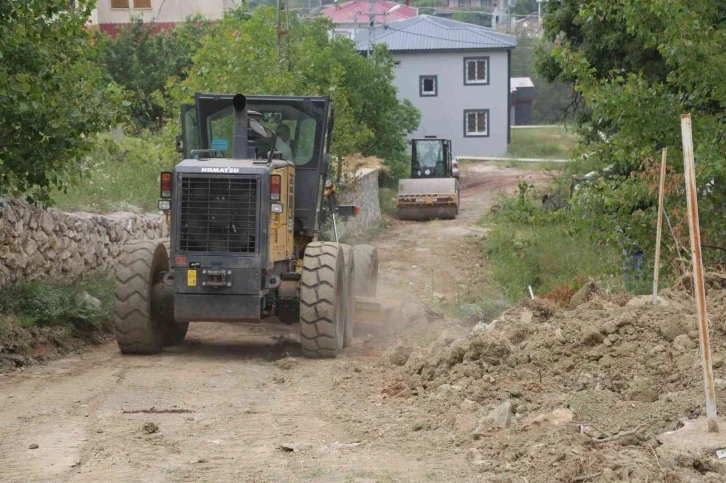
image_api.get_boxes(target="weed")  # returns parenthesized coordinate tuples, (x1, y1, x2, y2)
(51, 128, 178, 213)
(378, 185, 398, 217)
(507, 126, 579, 160)
(0, 274, 114, 334)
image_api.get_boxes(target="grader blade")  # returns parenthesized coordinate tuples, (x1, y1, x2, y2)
(354, 296, 401, 332)
(397, 178, 459, 220)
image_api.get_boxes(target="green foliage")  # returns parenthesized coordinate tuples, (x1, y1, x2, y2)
(0, 275, 114, 333)
(52, 126, 179, 213)
(95, 16, 211, 129)
(482, 182, 625, 302)
(169, 8, 419, 175)
(0, 0, 124, 203)
(537, 0, 726, 274)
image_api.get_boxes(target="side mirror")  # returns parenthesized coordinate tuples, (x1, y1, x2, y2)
(175, 135, 184, 154)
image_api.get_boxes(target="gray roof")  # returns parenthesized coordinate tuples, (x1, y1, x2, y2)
(355, 15, 517, 52)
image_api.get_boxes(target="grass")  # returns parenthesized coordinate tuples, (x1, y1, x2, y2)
(506, 126, 579, 160)
(0, 274, 115, 334)
(52, 129, 178, 213)
(482, 220, 624, 302)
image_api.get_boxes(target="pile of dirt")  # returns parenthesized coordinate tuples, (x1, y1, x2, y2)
(384, 287, 726, 482)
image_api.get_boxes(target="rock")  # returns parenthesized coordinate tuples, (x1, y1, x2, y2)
(569, 280, 601, 309)
(460, 399, 480, 413)
(80, 292, 102, 310)
(29, 444, 39, 450)
(581, 327, 605, 346)
(523, 408, 574, 429)
(472, 401, 513, 437)
(273, 357, 298, 370)
(272, 374, 286, 384)
(467, 448, 485, 463)
(389, 345, 413, 366)
(142, 422, 159, 434)
(659, 316, 689, 342)
(673, 334, 697, 352)
(279, 442, 311, 452)
(455, 413, 478, 433)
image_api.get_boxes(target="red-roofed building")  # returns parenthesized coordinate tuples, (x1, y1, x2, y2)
(322, 1, 417, 39)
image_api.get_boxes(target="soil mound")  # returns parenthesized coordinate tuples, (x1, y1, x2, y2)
(390, 288, 726, 481)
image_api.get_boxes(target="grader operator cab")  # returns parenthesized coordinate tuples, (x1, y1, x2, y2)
(112, 93, 396, 358)
(397, 138, 460, 220)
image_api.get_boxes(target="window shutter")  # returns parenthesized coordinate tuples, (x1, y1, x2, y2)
(111, 0, 130, 7)
(134, 0, 152, 7)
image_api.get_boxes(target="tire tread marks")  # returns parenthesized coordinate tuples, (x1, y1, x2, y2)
(300, 242, 344, 358)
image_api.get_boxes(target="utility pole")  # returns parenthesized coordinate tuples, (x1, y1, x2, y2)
(367, 0, 375, 58)
(276, 0, 281, 60)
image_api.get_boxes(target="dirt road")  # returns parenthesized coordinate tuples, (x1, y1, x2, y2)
(0, 164, 549, 483)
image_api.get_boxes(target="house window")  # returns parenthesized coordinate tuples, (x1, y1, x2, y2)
(419, 75, 437, 97)
(464, 110, 489, 137)
(464, 57, 489, 85)
(134, 0, 152, 8)
(111, 0, 129, 7)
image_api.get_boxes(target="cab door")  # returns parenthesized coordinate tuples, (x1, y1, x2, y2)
(178, 104, 199, 160)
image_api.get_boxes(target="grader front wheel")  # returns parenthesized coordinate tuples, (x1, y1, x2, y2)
(113, 240, 172, 355)
(299, 242, 346, 358)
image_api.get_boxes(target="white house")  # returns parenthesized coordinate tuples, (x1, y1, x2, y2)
(356, 15, 517, 157)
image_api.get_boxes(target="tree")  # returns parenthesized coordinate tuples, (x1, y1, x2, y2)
(95, 16, 211, 129)
(0, 0, 122, 203)
(537, 0, 726, 267)
(170, 8, 419, 175)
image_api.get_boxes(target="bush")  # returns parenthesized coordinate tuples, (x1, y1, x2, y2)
(52, 126, 178, 213)
(0, 275, 114, 334)
(481, 179, 638, 302)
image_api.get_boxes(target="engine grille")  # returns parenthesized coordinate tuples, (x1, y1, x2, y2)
(179, 176, 258, 253)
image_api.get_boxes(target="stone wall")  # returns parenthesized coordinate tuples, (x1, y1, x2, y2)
(0, 199, 168, 290)
(335, 168, 382, 241)
(0, 169, 380, 290)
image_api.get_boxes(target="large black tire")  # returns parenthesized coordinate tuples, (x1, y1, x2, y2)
(341, 245, 355, 348)
(300, 242, 346, 358)
(352, 244, 378, 298)
(114, 240, 169, 355)
(165, 322, 189, 346)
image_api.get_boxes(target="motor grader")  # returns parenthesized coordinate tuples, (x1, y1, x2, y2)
(397, 138, 460, 220)
(112, 93, 396, 357)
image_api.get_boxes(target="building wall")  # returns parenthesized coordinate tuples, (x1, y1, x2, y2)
(391, 49, 511, 157)
(94, 0, 234, 24)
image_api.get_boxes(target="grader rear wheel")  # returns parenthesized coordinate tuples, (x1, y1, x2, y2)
(341, 245, 355, 348)
(299, 242, 346, 358)
(113, 240, 171, 355)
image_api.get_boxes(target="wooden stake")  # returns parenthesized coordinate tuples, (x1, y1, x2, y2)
(681, 114, 718, 432)
(653, 148, 667, 304)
